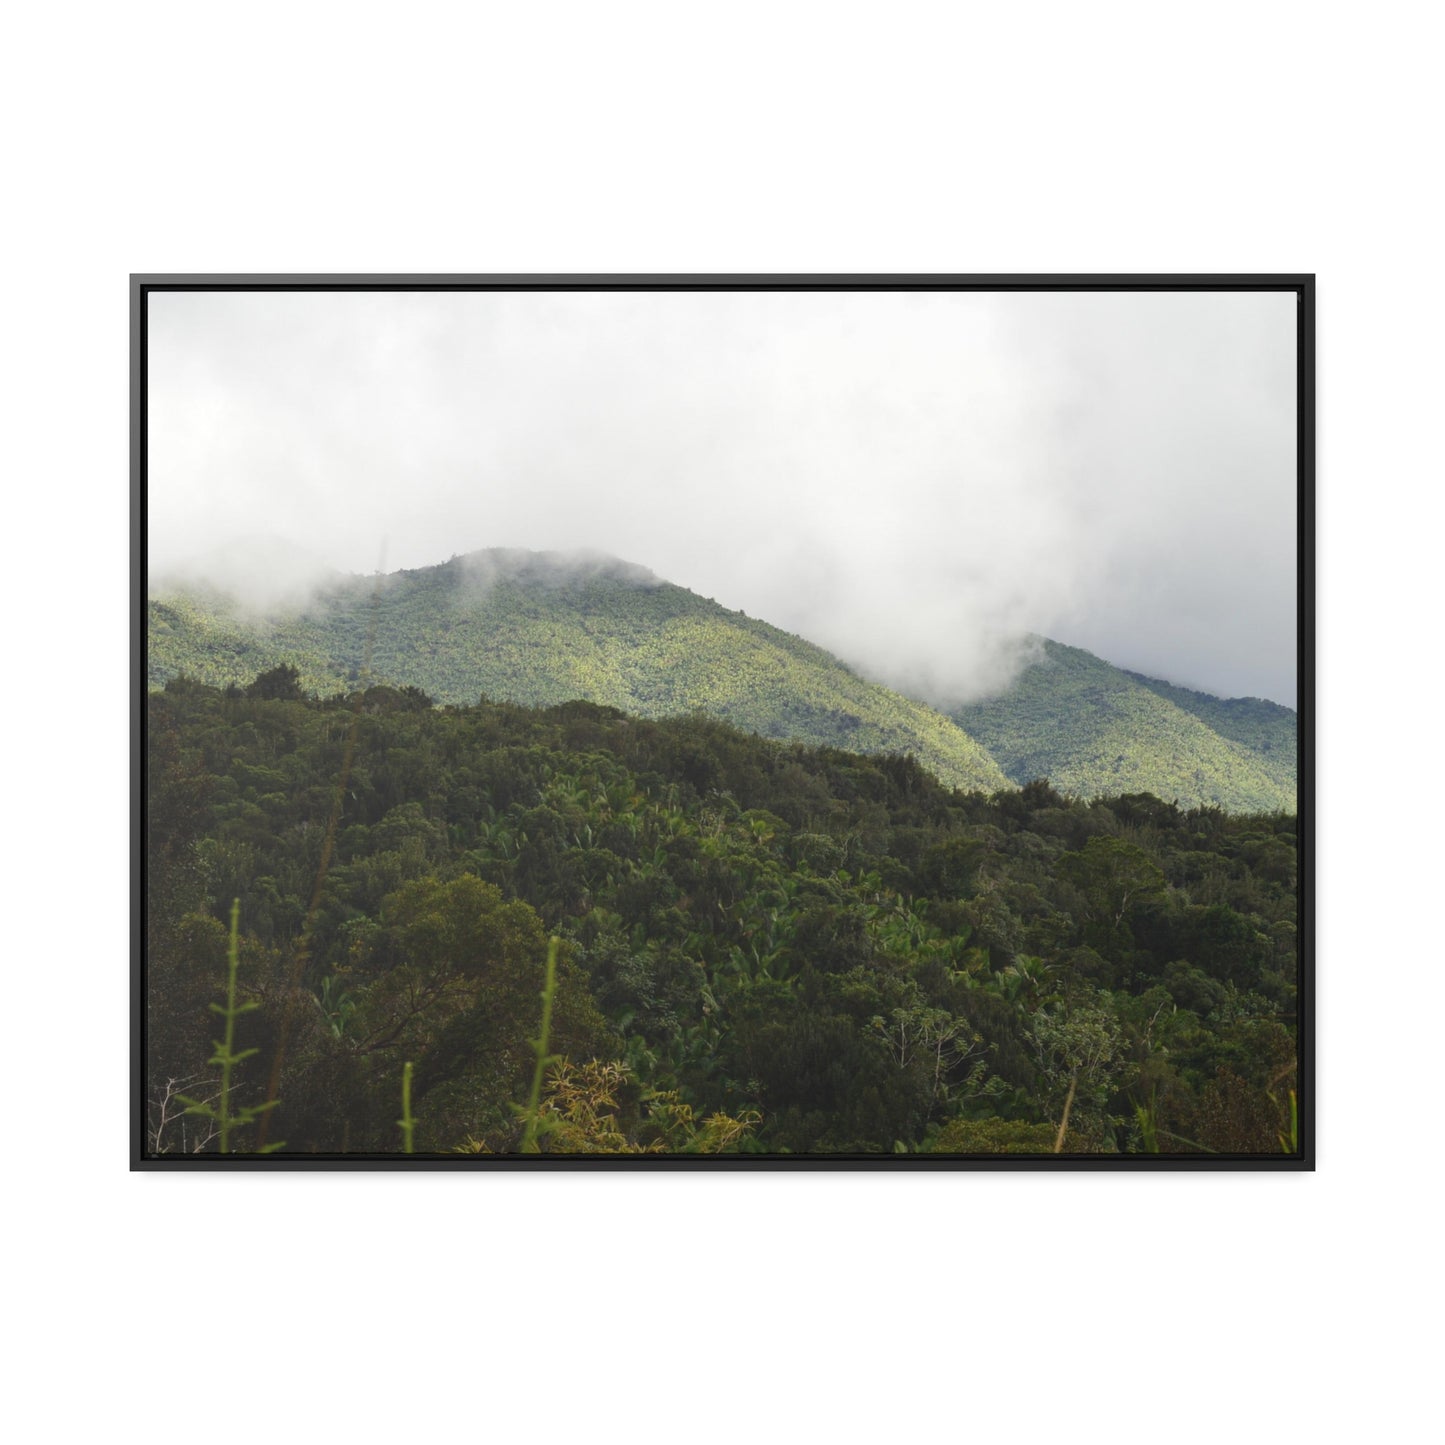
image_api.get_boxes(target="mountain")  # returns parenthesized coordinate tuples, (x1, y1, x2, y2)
(148, 547, 1297, 812)
(148, 548, 1012, 794)
(950, 638, 1296, 813)
(1122, 670, 1297, 796)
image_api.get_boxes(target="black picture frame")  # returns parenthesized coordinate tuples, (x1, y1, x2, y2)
(133, 274, 1312, 1170)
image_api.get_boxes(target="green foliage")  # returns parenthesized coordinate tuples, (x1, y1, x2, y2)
(1028, 1001, 1134, 1147)
(923, 1117, 1081, 1154)
(1134, 1096, 1161, 1153)
(247, 662, 305, 701)
(514, 1058, 763, 1154)
(1280, 1088, 1299, 1154)
(146, 677, 1299, 1156)
(1058, 836, 1167, 943)
(177, 899, 284, 1154)
(1124, 669, 1297, 795)
(519, 938, 561, 1153)
(954, 638, 1297, 812)
(150, 555, 1297, 816)
(397, 1061, 415, 1154)
(148, 550, 1009, 793)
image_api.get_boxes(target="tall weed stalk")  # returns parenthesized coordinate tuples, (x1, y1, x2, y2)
(179, 899, 283, 1154)
(398, 1061, 416, 1154)
(519, 937, 561, 1153)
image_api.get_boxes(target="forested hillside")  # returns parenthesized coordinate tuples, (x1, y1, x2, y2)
(147, 674, 1299, 1157)
(149, 548, 1296, 810)
(1123, 670, 1298, 798)
(149, 550, 1009, 795)
(952, 640, 1297, 813)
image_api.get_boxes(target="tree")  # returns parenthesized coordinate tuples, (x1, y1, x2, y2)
(246, 663, 304, 701)
(872, 992, 993, 1105)
(360, 874, 611, 1148)
(1028, 1001, 1133, 1150)
(145, 697, 213, 953)
(1058, 836, 1166, 937)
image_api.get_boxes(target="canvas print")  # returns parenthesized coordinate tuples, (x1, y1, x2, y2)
(138, 279, 1308, 1164)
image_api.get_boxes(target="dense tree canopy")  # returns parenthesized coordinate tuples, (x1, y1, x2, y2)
(145, 674, 1299, 1157)
(954, 638, 1297, 811)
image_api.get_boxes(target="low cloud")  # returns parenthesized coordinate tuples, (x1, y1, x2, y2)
(148, 289, 1298, 706)
(149, 533, 340, 614)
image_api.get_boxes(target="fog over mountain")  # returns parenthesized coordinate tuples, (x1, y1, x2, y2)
(147, 288, 1298, 706)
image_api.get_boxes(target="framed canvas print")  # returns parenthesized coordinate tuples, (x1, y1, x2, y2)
(134, 275, 1311, 1168)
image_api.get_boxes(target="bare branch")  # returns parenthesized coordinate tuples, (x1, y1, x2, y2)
(148, 1074, 222, 1154)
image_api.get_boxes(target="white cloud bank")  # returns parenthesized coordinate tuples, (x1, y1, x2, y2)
(148, 287, 1298, 706)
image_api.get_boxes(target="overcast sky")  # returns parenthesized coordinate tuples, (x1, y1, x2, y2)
(148, 287, 1298, 707)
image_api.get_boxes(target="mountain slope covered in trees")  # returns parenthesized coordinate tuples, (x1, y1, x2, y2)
(951, 640, 1296, 813)
(1122, 669, 1297, 799)
(149, 550, 1012, 793)
(149, 547, 1296, 811)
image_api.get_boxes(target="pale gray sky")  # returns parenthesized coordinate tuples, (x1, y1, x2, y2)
(148, 287, 1298, 706)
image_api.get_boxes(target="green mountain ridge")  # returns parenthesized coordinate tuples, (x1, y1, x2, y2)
(1122, 669, 1298, 797)
(952, 639, 1296, 813)
(148, 549, 1011, 795)
(148, 547, 1297, 812)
